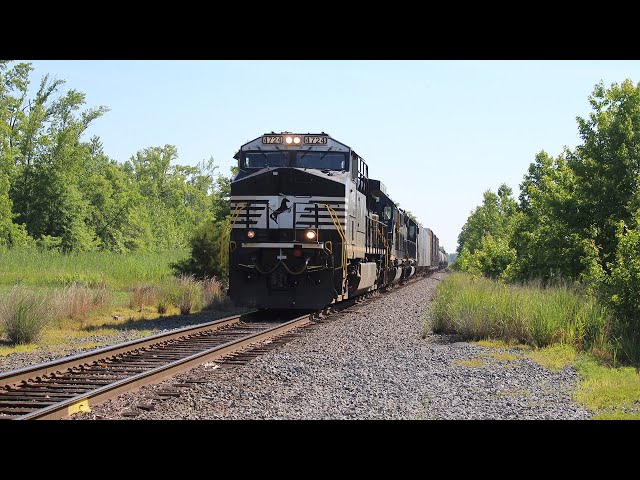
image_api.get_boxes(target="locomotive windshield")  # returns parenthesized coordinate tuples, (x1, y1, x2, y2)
(295, 151, 346, 170)
(242, 150, 347, 171)
(243, 151, 288, 169)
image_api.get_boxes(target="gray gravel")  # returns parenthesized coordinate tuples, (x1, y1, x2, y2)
(68, 272, 593, 420)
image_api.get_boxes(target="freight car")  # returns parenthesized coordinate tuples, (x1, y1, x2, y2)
(227, 132, 447, 309)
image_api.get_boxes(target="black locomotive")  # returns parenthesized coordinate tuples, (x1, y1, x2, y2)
(227, 132, 447, 309)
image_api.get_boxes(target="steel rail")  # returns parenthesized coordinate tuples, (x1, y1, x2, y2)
(0, 311, 265, 390)
(6, 312, 312, 420)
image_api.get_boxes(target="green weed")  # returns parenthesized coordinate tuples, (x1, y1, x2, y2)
(0, 287, 58, 344)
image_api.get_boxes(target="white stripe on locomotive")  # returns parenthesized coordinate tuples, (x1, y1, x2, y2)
(230, 195, 347, 230)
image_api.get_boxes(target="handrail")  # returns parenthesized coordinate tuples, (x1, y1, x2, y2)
(376, 223, 390, 284)
(320, 203, 347, 294)
(227, 201, 248, 267)
(229, 201, 247, 228)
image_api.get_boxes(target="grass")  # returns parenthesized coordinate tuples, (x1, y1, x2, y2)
(0, 248, 189, 290)
(0, 287, 59, 344)
(526, 343, 577, 371)
(488, 352, 518, 362)
(468, 321, 640, 419)
(129, 283, 158, 311)
(0, 248, 240, 356)
(0, 343, 39, 356)
(429, 272, 610, 352)
(574, 355, 640, 419)
(452, 358, 485, 367)
(175, 275, 204, 314)
(55, 283, 112, 320)
(0, 299, 176, 357)
(474, 339, 531, 350)
(432, 275, 640, 419)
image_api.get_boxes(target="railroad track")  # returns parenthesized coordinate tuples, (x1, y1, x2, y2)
(0, 272, 437, 420)
(0, 309, 312, 420)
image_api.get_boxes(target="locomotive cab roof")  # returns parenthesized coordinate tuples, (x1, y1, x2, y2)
(233, 131, 372, 182)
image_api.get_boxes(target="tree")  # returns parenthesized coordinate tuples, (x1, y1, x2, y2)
(172, 166, 237, 281)
(455, 183, 519, 279)
(568, 79, 640, 272)
(211, 166, 236, 222)
(457, 183, 517, 255)
(510, 150, 585, 282)
(603, 217, 640, 364)
(125, 146, 219, 250)
(404, 210, 417, 222)
(0, 61, 32, 247)
(4, 66, 110, 252)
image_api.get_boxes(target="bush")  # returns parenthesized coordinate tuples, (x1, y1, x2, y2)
(157, 301, 169, 314)
(155, 280, 179, 314)
(202, 277, 224, 310)
(92, 282, 112, 308)
(0, 287, 58, 344)
(129, 283, 158, 312)
(54, 283, 112, 319)
(172, 219, 229, 283)
(603, 220, 640, 364)
(175, 275, 204, 315)
(61, 284, 93, 318)
(454, 235, 515, 280)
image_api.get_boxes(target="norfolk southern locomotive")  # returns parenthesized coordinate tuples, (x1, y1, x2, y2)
(228, 132, 448, 310)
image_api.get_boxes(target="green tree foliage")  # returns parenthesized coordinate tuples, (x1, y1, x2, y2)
(404, 210, 417, 222)
(510, 151, 585, 282)
(602, 218, 640, 363)
(475, 234, 517, 280)
(457, 184, 518, 255)
(0, 171, 29, 248)
(125, 146, 217, 250)
(455, 183, 519, 278)
(172, 166, 236, 281)
(4, 65, 109, 252)
(211, 166, 236, 222)
(459, 80, 640, 286)
(568, 80, 640, 272)
(172, 219, 230, 282)
(0, 60, 230, 255)
(0, 62, 32, 247)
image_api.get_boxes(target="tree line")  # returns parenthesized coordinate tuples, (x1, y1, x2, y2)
(0, 60, 231, 257)
(455, 79, 640, 362)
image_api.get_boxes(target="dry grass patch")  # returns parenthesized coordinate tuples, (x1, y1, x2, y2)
(129, 283, 158, 312)
(488, 352, 519, 362)
(453, 358, 486, 368)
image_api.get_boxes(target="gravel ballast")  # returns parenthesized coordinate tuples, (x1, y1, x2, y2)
(65, 272, 593, 420)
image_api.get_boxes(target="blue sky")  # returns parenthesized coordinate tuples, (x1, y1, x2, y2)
(20, 60, 640, 253)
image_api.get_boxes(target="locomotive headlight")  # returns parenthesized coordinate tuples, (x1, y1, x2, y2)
(304, 229, 317, 240)
(285, 136, 301, 145)
(247, 230, 256, 239)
